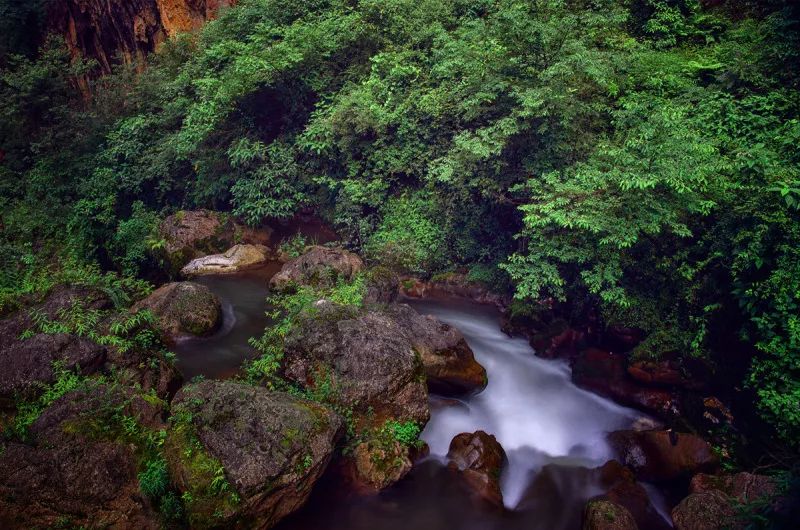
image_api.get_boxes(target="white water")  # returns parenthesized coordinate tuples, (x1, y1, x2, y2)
(413, 299, 643, 509)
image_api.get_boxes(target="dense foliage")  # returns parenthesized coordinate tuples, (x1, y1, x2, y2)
(0, 0, 798, 449)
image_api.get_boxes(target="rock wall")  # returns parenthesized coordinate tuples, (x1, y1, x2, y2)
(46, 0, 234, 80)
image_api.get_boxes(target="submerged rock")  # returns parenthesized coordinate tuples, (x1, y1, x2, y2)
(582, 499, 639, 530)
(608, 430, 718, 482)
(181, 244, 272, 276)
(166, 380, 342, 529)
(132, 281, 222, 341)
(269, 246, 364, 291)
(283, 301, 429, 427)
(447, 431, 506, 508)
(0, 385, 165, 529)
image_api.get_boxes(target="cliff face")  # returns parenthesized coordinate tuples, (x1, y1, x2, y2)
(46, 0, 235, 76)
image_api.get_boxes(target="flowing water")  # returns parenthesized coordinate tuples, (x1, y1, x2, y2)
(276, 298, 653, 530)
(172, 267, 659, 529)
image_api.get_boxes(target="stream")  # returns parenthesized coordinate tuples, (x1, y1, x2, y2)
(174, 277, 669, 529)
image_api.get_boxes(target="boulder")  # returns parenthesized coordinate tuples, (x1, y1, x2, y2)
(350, 439, 414, 492)
(385, 304, 486, 396)
(0, 385, 165, 529)
(166, 381, 342, 529)
(447, 431, 506, 508)
(0, 333, 106, 403)
(582, 499, 639, 530)
(593, 460, 671, 530)
(131, 281, 222, 341)
(158, 209, 271, 272)
(269, 246, 364, 291)
(671, 490, 734, 530)
(0, 285, 111, 349)
(608, 430, 718, 482)
(627, 359, 702, 390)
(181, 244, 272, 276)
(572, 348, 682, 420)
(282, 301, 429, 428)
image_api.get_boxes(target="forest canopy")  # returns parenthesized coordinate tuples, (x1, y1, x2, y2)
(1, 0, 798, 446)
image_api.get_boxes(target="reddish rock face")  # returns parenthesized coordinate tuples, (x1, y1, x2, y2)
(572, 349, 682, 420)
(47, 1, 235, 84)
(608, 430, 718, 482)
(534, 327, 587, 360)
(447, 431, 507, 508)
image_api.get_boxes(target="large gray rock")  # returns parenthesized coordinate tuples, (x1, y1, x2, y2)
(131, 281, 221, 342)
(269, 246, 364, 291)
(283, 301, 429, 428)
(0, 385, 164, 529)
(386, 304, 486, 396)
(166, 381, 342, 529)
(181, 244, 272, 276)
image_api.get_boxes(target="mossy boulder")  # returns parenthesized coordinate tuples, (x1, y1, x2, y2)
(269, 246, 364, 291)
(283, 300, 429, 428)
(132, 281, 222, 342)
(0, 384, 165, 529)
(158, 210, 271, 275)
(582, 500, 639, 530)
(165, 381, 342, 529)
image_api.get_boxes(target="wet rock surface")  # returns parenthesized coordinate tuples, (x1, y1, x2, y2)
(166, 380, 342, 528)
(572, 348, 682, 420)
(386, 304, 487, 396)
(132, 281, 222, 341)
(446, 431, 506, 508)
(270, 246, 364, 291)
(608, 430, 718, 482)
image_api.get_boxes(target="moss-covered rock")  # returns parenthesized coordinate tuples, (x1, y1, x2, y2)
(0, 384, 166, 529)
(132, 281, 222, 342)
(165, 380, 342, 529)
(582, 500, 639, 530)
(269, 246, 364, 291)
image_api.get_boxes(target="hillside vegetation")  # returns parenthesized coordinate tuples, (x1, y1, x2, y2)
(1, 0, 798, 450)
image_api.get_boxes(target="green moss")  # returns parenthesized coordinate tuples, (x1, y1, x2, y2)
(165, 407, 240, 528)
